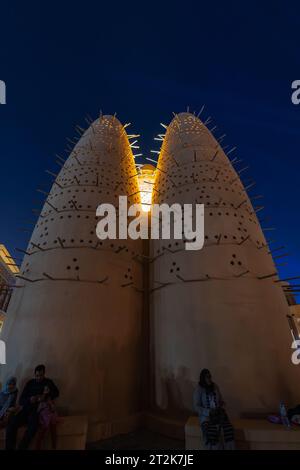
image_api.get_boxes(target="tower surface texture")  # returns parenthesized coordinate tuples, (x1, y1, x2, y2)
(1, 116, 143, 440)
(150, 112, 299, 420)
(1, 111, 299, 440)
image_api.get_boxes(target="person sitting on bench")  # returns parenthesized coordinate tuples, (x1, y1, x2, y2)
(0, 377, 18, 428)
(193, 368, 235, 450)
(5, 364, 59, 450)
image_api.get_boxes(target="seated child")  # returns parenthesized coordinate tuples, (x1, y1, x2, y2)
(35, 385, 60, 450)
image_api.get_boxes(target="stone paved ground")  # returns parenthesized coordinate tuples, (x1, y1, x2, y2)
(87, 429, 185, 450)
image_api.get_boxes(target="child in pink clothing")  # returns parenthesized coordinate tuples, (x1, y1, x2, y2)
(35, 386, 59, 450)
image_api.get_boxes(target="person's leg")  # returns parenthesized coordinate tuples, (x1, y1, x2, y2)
(0, 417, 7, 429)
(207, 422, 221, 450)
(35, 427, 47, 450)
(200, 421, 210, 449)
(223, 439, 235, 450)
(5, 409, 27, 450)
(221, 418, 235, 449)
(18, 411, 39, 450)
(50, 423, 57, 450)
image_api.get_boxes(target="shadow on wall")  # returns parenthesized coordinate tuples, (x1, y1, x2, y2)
(0, 335, 144, 420)
(153, 366, 195, 419)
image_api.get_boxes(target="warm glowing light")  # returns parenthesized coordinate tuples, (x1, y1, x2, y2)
(137, 164, 156, 212)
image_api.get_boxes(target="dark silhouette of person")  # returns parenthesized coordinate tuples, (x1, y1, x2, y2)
(5, 364, 59, 450)
(193, 368, 235, 449)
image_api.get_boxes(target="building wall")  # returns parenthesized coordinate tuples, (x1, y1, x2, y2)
(0, 245, 18, 318)
(0, 245, 18, 286)
(150, 112, 300, 419)
(288, 304, 300, 339)
(0, 312, 4, 334)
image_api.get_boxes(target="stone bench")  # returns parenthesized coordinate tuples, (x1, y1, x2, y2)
(185, 416, 300, 450)
(0, 415, 88, 450)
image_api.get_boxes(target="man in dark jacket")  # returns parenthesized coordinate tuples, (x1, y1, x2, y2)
(5, 364, 59, 449)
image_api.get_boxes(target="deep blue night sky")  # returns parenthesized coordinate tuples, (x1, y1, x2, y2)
(0, 1, 299, 286)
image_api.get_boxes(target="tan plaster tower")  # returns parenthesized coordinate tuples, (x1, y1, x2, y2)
(1, 116, 143, 440)
(150, 112, 299, 421)
(1, 111, 299, 441)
